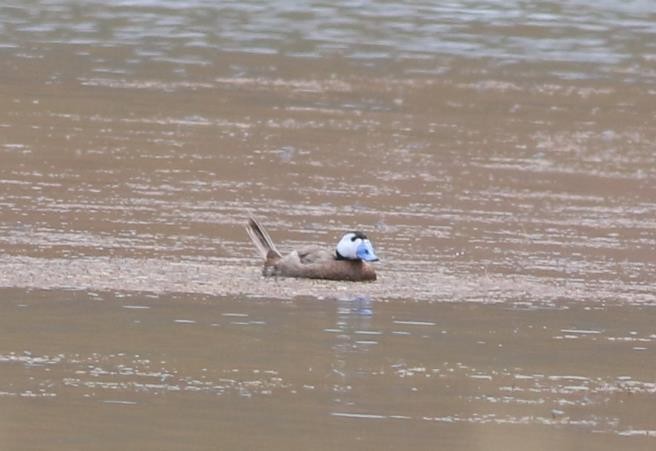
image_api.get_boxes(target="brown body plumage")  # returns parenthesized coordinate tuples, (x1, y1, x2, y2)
(246, 218, 377, 282)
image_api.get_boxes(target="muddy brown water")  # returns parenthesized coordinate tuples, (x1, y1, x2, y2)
(1, 1, 656, 449)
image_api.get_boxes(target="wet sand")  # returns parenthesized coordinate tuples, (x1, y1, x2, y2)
(1, 0, 656, 449)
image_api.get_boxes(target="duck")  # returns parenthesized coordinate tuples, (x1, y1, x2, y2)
(246, 217, 379, 281)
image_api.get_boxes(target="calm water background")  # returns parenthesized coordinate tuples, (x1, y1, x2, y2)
(1, 0, 655, 449)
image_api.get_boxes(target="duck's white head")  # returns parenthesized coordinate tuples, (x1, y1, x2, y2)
(336, 231, 379, 262)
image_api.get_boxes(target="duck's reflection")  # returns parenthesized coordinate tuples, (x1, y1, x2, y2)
(337, 294, 373, 319)
(329, 295, 376, 404)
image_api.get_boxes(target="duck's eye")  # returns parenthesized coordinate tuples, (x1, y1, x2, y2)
(350, 236, 358, 242)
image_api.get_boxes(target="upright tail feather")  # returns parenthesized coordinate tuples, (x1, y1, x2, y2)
(246, 217, 281, 260)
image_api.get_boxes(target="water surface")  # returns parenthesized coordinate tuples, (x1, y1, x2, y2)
(1, 0, 655, 449)
(2, 289, 655, 450)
